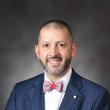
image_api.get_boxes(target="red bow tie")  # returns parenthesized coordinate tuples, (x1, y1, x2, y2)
(43, 81, 63, 93)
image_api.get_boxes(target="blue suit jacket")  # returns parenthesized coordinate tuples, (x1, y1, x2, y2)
(5, 70, 110, 110)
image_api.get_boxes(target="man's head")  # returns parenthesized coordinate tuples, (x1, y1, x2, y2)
(35, 19, 77, 80)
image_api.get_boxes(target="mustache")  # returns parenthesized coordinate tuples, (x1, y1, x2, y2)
(46, 55, 63, 62)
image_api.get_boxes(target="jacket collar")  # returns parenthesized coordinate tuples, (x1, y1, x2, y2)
(59, 69, 84, 110)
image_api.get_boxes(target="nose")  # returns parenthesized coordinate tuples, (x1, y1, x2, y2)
(49, 45, 59, 56)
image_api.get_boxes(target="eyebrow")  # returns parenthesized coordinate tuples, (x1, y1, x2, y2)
(40, 40, 66, 43)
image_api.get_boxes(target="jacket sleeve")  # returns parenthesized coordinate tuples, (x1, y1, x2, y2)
(5, 85, 16, 110)
(94, 90, 110, 110)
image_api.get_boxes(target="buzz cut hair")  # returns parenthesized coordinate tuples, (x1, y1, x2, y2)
(37, 19, 73, 43)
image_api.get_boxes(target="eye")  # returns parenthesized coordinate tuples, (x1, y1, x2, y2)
(42, 43, 50, 48)
(59, 43, 65, 47)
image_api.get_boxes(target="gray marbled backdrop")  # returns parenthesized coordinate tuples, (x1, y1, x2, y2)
(0, 0, 110, 110)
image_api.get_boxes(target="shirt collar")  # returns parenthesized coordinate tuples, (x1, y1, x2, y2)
(44, 67, 72, 92)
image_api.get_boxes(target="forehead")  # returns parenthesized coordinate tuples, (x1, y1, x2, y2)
(39, 26, 72, 43)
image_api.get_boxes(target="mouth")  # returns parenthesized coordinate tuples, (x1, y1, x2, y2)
(47, 59, 62, 67)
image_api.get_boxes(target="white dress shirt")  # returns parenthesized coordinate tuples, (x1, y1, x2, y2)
(44, 67, 72, 110)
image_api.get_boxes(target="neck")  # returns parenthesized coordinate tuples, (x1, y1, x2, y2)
(46, 74, 62, 83)
(46, 67, 70, 83)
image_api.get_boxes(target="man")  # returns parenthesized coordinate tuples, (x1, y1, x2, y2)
(6, 19, 110, 110)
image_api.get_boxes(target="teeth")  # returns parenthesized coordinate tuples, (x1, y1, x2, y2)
(48, 60, 60, 66)
(50, 60, 58, 63)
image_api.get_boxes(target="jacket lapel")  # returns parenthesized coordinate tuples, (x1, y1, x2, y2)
(59, 71, 85, 110)
(29, 74, 45, 110)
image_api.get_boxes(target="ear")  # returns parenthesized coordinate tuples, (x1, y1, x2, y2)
(35, 45, 40, 59)
(71, 43, 77, 57)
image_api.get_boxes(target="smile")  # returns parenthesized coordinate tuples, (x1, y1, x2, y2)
(48, 59, 61, 66)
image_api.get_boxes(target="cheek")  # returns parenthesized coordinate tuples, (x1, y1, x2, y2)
(60, 50, 72, 58)
(39, 51, 48, 61)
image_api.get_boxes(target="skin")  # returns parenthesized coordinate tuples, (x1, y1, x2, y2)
(35, 26, 77, 83)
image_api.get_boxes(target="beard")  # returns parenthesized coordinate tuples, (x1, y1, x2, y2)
(39, 55, 72, 77)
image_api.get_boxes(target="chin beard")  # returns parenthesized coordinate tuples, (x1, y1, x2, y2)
(39, 57, 71, 77)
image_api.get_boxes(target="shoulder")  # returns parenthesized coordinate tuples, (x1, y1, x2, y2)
(72, 71, 109, 94)
(71, 72, 110, 109)
(14, 73, 44, 91)
(77, 73, 109, 99)
(81, 75, 107, 93)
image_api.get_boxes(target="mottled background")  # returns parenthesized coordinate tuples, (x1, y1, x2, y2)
(0, 0, 110, 110)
